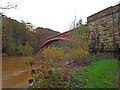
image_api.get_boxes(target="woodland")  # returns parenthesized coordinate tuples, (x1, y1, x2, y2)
(2, 16, 60, 56)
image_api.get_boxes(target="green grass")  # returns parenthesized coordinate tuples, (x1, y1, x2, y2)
(73, 59, 119, 88)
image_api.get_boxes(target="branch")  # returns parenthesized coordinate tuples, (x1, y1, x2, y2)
(0, 2, 18, 9)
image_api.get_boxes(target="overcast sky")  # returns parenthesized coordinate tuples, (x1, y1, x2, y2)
(1, 0, 120, 33)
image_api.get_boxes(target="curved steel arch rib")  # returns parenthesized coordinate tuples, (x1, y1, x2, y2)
(40, 37, 74, 49)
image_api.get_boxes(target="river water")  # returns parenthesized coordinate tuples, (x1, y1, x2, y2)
(2, 56, 34, 88)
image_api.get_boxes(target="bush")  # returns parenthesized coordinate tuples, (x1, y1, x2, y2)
(38, 46, 65, 62)
(27, 46, 91, 88)
(65, 47, 90, 64)
(29, 60, 73, 88)
(38, 45, 90, 66)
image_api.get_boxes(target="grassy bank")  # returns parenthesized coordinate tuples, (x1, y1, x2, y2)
(28, 46, 119, 88)
(73, 59, 119, 88)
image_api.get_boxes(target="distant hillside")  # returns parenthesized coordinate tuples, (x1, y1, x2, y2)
(35, 27, 60, 46)
(2, 14, 60, 56)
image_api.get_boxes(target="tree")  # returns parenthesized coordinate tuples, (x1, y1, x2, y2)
(69, 15, 83, 30)
(26, 22, 34, 31)
(0, 0, 19, 9)
(23, 41, 33, 56)
(76, 19, 83, 27)
(2, 16, 34, 55)
(69, 15, 77, 30)
(6, 39, 15, 55)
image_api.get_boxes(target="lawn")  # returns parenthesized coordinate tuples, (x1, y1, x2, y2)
(73, 59, 119, 88)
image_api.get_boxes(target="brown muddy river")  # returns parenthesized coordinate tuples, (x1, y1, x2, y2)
(2, 56, 36, 88)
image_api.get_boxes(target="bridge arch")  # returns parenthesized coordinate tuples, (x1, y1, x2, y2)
(40, 37, 74, 49)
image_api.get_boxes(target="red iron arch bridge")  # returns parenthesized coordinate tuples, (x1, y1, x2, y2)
(39, 29, 77, 49)
(38, 25, 119, 56)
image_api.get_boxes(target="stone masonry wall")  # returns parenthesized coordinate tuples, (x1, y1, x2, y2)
(87, 4, 120, 52)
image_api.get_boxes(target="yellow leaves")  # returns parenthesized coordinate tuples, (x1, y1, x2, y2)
(39, 46, 64, 62)
(68, 76, 70, 79)
(66, 65, 70, 68)
(68, 47, 90, 62)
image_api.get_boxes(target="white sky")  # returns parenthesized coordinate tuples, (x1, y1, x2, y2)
(1, 0, 120, 33)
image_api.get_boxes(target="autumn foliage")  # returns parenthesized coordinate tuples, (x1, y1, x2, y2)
(2, 15, 60, 56)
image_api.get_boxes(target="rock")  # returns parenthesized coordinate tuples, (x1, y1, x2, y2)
(28, 78, 35, 86)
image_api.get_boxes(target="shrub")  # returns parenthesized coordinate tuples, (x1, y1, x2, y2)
(65, 47, 90, 64)
(38, 46, 65, 62)
(38, 45, 90, 66)
(29, 60, 73, 88)
(27, 46, 91, 88)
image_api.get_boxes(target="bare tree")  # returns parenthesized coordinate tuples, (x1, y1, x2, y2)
(0, 0, 19, 9)
(73, 15, 76, 29)
(69, 15, 83, 30)
(69, 15, 77, 30)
